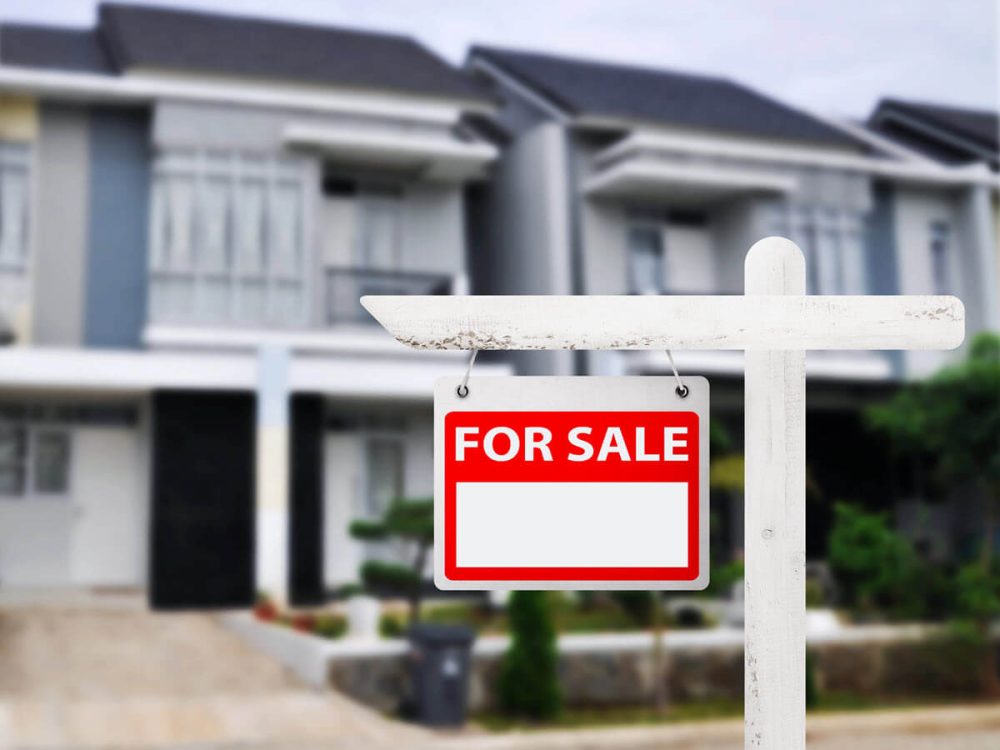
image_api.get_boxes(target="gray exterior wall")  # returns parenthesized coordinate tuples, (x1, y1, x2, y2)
(31, 105, 90, 346)
(84, 108, 152, 348)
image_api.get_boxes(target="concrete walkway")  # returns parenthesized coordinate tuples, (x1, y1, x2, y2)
(0, 602, 427, 749)
(439, 705, 1000, 750)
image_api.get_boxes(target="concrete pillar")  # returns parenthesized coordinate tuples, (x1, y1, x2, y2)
(960, 185, 1000, 331)
(255, 345, 290, 604)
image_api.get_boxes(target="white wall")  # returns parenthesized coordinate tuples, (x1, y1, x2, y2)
(893, 186, 963, 377)
(324, 432, 363, 586)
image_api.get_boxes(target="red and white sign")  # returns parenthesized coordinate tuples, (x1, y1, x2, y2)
(434, 376, 709, 590)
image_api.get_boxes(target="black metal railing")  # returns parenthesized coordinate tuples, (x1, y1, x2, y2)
(325, 267, 453, 324)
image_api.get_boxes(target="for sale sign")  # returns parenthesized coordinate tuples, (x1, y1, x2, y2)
(434, 376, 709, 590)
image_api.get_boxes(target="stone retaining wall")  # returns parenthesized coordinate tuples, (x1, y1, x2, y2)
(326, 631, 999, 714)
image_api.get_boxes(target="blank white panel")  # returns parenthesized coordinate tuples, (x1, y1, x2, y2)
(455, 481, 689, 568)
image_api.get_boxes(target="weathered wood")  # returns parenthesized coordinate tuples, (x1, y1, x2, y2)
(361, 293, 964, 351)
(744, 237, 806, 749)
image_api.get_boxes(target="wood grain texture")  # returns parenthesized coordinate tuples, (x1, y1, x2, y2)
(744, 237, 806, 749)
(361, 293, 964, 351)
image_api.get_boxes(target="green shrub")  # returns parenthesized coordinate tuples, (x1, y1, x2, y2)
(314, 614, 348, 639)
(379, 612, 405, 638)
(828, 501, 926, 619)
(609, 591, 654, 627)
(499, 591, 561, 720)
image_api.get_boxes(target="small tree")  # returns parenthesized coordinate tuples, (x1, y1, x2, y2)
(349, 499, 433, 625)
(499, 591, 561, 720)
(827, 501, 925, 619)
(866, 332, 1000, 694)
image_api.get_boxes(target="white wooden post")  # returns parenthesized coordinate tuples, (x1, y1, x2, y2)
(744, 238, 806, 749)
(360, 235, 965, 750)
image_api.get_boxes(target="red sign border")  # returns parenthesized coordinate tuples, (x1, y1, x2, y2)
(442, 410, 700, 582)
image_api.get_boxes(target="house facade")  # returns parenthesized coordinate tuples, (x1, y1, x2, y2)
(867, 98, 1000, 325)
(465, 47, 1000, 560)
(0, 4, 506, 606)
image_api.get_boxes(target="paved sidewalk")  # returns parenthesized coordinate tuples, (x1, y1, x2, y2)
(436, 705, 1000, 750)
(0, 603, 426, 749)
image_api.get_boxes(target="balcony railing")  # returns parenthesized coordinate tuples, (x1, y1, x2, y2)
(325, 267, 453, 324)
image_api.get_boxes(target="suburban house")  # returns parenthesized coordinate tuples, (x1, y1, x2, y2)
(0, 3, 506, 606)
(464, 47, 1000, 561)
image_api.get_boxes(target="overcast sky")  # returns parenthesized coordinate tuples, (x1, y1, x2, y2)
(3, 0, 997, 118)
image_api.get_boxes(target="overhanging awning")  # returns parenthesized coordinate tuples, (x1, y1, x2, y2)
(583, 159, 797, 204)
(283, 123, 496, 181)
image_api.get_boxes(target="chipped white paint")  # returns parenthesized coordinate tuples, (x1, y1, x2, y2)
(362, 235, 966, 750)
(744, 238, 806, 749)
(361, 293, 964, 351)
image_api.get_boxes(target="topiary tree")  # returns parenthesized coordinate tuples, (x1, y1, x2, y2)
(498, 591, 561, 720)
(349, 499, 433, 625)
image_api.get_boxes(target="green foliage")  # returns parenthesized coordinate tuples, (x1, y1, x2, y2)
(866, 331, 1000, 490)
(609, 591, 655, 627)
(954, 562, 1000, 621)
(499, 591, 562, 720)
(379, 612, 405, 638)
(360, 560, 421, 592)
(827, 502, 926, 619)
(349, 498, 433, 623)
(314, 613, 348, 639)
(805, 650, 820, 709)
(703, 559, 744, 598)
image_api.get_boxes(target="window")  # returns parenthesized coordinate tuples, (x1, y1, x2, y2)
(0, 142, 31, 315)
(772, 206, 868, 295)
(930, 222, 951, 295)
(0, 423, 71, 499)
(628, 223, 665, 295)
(149, 151, 309, 326)
(358, 187, 403, 270)
(364, 438, 404, 518)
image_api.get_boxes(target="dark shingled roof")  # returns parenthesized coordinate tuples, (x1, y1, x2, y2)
(0, 25, 115, 74)
(471, 46, 857, 146)
(96, 3, 488, 102)
(0, 3, 490, 104)
(869, 98, 998, 166)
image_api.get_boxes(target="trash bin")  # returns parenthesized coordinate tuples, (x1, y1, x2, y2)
(407, 622, 476, 727)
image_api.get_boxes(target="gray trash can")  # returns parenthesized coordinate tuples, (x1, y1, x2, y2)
(407, 623, 476, 726)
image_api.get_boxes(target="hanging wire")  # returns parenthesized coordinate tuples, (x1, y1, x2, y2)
(456, 349, 478, 398)
(665, 350, 689, 398)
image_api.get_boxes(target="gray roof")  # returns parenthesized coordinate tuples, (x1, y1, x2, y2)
(869, 98, 998, 166)
(0, 26, 114, 75)
(471, 46, 858, 146)
(0, 3, 489, 105)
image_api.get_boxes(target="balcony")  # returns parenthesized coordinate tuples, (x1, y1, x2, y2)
(325, 267, 453, 325)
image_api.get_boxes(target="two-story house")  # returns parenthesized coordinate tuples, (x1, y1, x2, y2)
(0, 3, 506, 607)
(465, 47, 999, 560)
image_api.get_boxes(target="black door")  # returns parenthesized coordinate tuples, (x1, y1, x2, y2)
(150, 390, 255, 609)
(289, 394, 325, 605)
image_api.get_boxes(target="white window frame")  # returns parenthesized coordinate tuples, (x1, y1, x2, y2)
(0, 142, 32, 316)
(772, 204, 868, 295)
(148, 150, 311, 327)
(0, 421, 72, 502)
(355, 185, 403, 271)
(929, 221, 952, 296)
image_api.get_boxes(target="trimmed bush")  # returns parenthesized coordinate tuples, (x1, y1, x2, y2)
(499, 591, 561, 720)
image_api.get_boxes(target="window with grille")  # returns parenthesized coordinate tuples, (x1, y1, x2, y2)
(148, 150, 310, 326)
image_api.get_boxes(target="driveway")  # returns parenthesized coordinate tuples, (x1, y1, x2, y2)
(0, 600, 426, 748)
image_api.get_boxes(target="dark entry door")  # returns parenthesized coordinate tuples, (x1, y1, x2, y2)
(150, 390, 255, 609)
